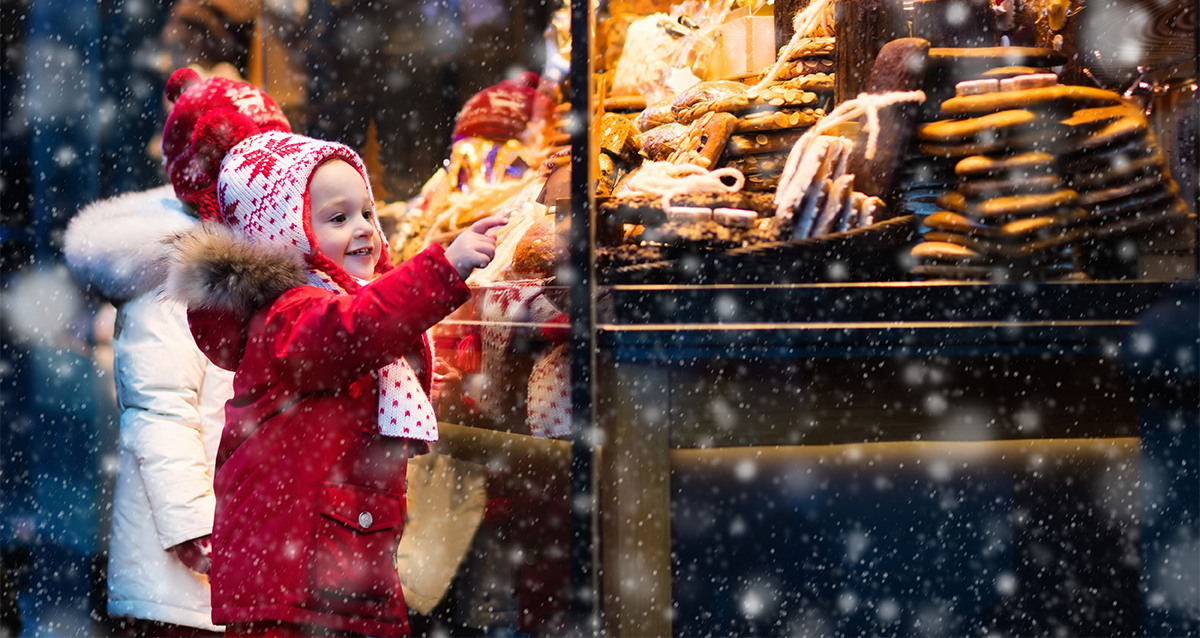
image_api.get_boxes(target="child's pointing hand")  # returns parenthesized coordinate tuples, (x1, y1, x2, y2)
(446, 214, 506, 280)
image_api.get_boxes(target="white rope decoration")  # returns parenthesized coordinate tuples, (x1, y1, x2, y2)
(749, 0, 833, 92)
(824, 91, 925, 160)
(775, 90, 926, 215)
(624, 160, 746, 210)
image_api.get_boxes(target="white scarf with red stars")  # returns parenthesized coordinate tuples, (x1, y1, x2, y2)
(308, 272, 438, 441)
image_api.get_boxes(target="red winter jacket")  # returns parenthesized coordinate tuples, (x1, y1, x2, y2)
(172, 227, 469, 637)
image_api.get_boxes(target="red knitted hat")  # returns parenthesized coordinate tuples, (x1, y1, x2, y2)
(452, 72, 556, 141)
(161, 68, 291, 218)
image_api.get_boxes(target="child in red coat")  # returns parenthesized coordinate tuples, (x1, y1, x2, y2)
(161, 68, 501, 637)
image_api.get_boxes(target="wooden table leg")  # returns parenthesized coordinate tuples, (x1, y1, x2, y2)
(601, 361, 673, 637)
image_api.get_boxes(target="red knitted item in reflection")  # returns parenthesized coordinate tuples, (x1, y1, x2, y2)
(452, 72, 556, 141)
(455, 333, 482, 374)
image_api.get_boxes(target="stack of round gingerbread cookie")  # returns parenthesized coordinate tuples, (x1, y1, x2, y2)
(890, 65, 1058, 225)
(911, 171, 1089, 280)
(891, 153, 955, 219)
(907, 78, 1119, 280)
(1058, 102, 1189, 240)
(769, 36, 835, 86)
(909, 80, 1190, 279)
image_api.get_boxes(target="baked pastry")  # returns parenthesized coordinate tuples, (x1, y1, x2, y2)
(670, 81, 748, 119)
(680, 81, 824, 123)
(604, 95, 647, 113)
(641, 123, 691, 162)
(939, 83, 1123, 115)
(600, 112, 643, 164)
(510, 216, 558, 278)
(635, 97, 677, 132)
(667, 111, 738, 168)
(845, 38, 932, 201)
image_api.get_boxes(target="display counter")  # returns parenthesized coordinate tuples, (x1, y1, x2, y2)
(259, 0, 1199, 632)
(581, 279, 1198, 635)
(431, 279, 1197, 635)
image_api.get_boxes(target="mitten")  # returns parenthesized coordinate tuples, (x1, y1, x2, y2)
(170, 535, 213, 574)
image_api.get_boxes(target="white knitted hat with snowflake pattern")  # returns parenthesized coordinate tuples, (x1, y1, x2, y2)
(217, 130, 391, 293)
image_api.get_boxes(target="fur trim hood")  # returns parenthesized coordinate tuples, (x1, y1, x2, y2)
(63, 186, 198, 302)
(165, 222, 308, 317)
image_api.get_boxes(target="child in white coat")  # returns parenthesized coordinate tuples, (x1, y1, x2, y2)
(63, 73, 293, 637)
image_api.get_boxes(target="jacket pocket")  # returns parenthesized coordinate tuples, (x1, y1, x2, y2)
(314, 482, 405, 602)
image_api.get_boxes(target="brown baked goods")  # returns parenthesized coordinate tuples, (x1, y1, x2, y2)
(510, 216, 558, 278)
(957, 173, 1061, 198)
(923, 225, 1088, 258)
(923, 209, 1087, 237)
(917, 109, 1041, 142)
(1055, 99, 1190, 241)
(909, 240, 1085, 280)
(681, 83, 824, 123)
(955, 150, 1056, 176)
(725, 129, 807, 157)
(909, 72, 1092, 280)
(775, 57, 836, 81)
(597, 152, 618, 197)
(600, 190, 776, 219)
(600, 112, 643, 164)
(940, 188, 1080, 218)
(635, 97, 677, 132)
(940, 84, 1123, 115)
(980, 65, 1048, 79)
(604, 95, 647, 112)
(667, 111, 738, 168)
(734, 108, 824, 133)
(723, 150, 790, 192)
(926, 46, 1067, 68)
(670, 81, 748, 119)
(641, 123, 691, 162)
(1091, 199, 1188, 237)
(790, 36, 836, 57)
(773, 133, 888, 239)
(845, 38, 932, 201)
(639, 220, 741, 246)
(1059, 104, 1142, 130)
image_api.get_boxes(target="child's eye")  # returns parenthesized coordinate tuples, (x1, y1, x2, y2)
(362, 209, 373, 220)
(330, 213, 346, 223)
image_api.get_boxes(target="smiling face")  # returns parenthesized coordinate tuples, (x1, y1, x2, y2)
(309, 159, 381, 281)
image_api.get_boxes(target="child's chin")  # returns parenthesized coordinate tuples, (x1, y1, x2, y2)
(343, 259, 376, 281)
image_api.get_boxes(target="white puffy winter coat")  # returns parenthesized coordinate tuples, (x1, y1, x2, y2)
(64, 186, 232, 631)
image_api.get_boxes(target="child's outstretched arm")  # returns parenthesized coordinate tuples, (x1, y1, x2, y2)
(445, 215, 506, 280)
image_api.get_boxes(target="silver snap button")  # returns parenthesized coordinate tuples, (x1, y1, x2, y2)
(358, 511, 373, 529)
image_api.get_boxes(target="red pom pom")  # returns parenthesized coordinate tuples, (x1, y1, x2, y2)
(166, 68, 202, 103)
(178, 109, 260, 198)
(192, 109, 259, 160)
